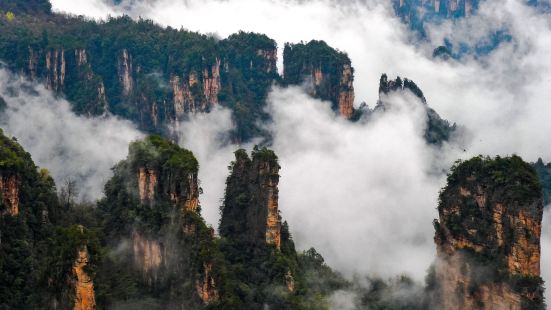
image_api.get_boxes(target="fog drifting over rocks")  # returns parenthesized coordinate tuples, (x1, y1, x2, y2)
(0, 69, 143, 200)
(18, 0, 551, 298)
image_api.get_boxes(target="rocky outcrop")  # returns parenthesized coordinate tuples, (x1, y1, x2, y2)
(285, 270, 295, 292)
(202, 58, 221, 106)
(264, 160, 281, 249)
(338, 64, 355, 118)
(0, 173, 19, 216)
(377, 74, 456, 145)
(220, 148, 282, 249)
(170, 58, 221, 119)
(132, 232, 163, 279)
(99, 136, 221, 307)
(430, 155, 544, 309)
(132, 140, 199, 212)
(118, 49, 134, 97)
(283, 40, 355, 119)
(45, 49, 66, 92)
(135, 164, 199, 212)
(171, 74, 195, 118)
(196, 263, 219, 304)
(23, 47, 109, 115)
(73, 245, 96, 310)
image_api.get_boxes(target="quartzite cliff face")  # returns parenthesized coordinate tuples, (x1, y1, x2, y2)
(430, 156, 545, 309)
(72, 243, 96, 310)
(0, 172, 19, 216)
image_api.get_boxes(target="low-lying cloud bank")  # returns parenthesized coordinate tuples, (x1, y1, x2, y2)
(0, 69, 143, 200)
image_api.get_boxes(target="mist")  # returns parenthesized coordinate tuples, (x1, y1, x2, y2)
(0, 69, 143, 200)
(40, 0, 551, 300)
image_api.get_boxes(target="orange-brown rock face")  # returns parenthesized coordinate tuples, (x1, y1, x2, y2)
(196, 263, 219, 304)
(170, 59, 221, 120)
(0, 173, 19, 216)
(171, 75, 194, 118)
(219, 149, 282, 249)
(45, 49, 66, 92)
(182, 172, 200, 212)
(202, 58, 221, 106)
(138, 167, 158, 203)
(285, 270, 295, 292)
(431, 156, 544, 310)
(73, 246, 96, 310)
(313, 67, 324, 88)
(283, 41, 355, 119)
(118, 49, 133, 96)
(338, 64, 354, 119)
(307, 65, 354, 119)
(433, 253, 523, 310)
(260, 160, 281, 249)
(132, 232, 163, 279)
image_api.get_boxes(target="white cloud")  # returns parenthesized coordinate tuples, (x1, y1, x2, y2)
(176, 106, 246, 227)
(267, 86, 442, 280)
(0, 69, 143, 201)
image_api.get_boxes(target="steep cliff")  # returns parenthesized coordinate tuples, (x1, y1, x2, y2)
(377, 74, 457, 145)
(97, 135, 222, 308)
(283, 40, 355, 118)
(429, 155, 545, 309)
(219, 148, 282, 249)
(71, 227, 97, 310)
(0, 172, 19, 216)
(0, 129, 100, 309)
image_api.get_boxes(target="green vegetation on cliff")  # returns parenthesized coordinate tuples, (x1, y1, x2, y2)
(0, 7, 278, 141)
(443, 155, 542, 204)
(433, 155, 545, 309)
(283, 40, 353, 113)
(0, 128, 87, 309)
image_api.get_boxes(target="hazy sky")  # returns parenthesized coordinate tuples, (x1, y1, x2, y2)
(6, 0, 550, 299)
